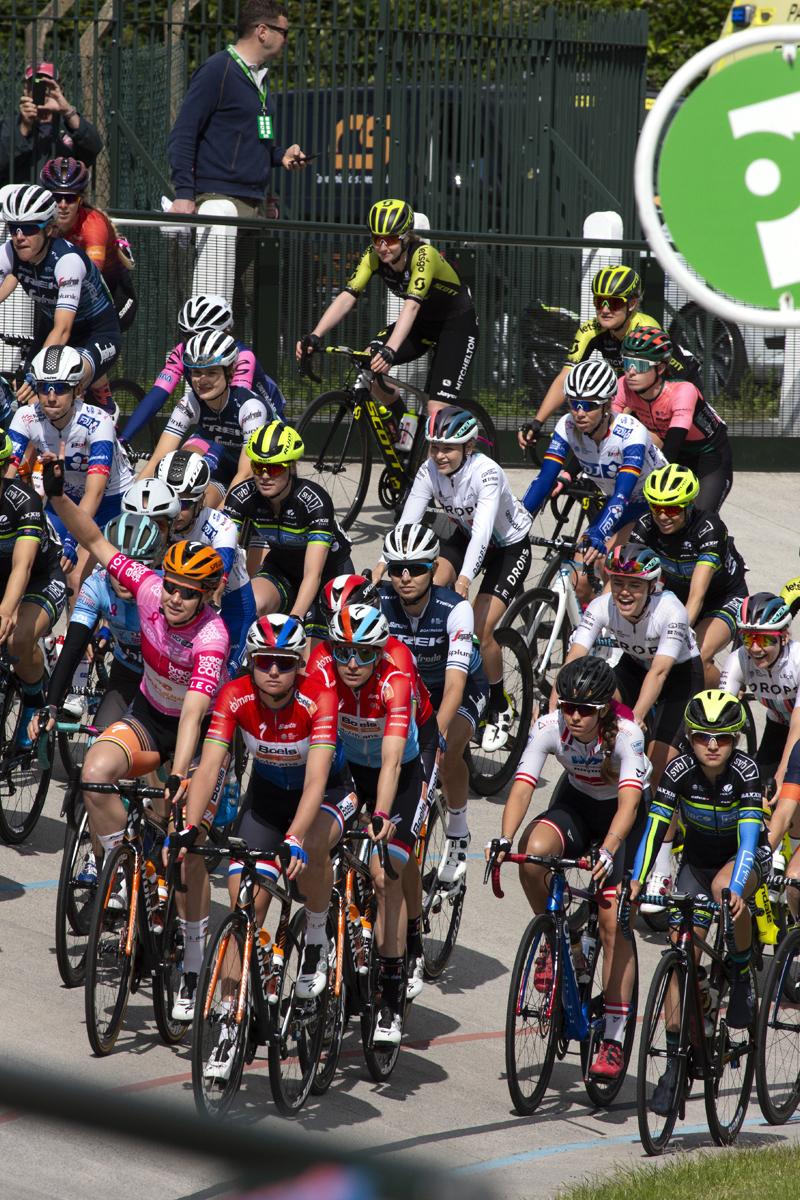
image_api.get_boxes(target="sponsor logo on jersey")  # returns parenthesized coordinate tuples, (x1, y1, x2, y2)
(170, 633, 193, 648)
(4, 484, 28, 510)
(76, 413, 101, 434)
(296, 485, 323, 512)
(615, 422, 633, 441)
(99, 342, 117, 364)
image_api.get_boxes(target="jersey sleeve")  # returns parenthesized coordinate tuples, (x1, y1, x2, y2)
(694, 515, 725, 574)
(232, 346, 256, 390)
(237, 395, 274, 439)
(571, 593, 611, 652)
(121, 345, 184, 443)
(222, 481, 253, 539)
(628, 514, 650, 547)
(189, 641, 227, 699)
(3, 481, 48, 546)
(71, 571, 104, 629)
(80, 209, 113, 271)
(205, 680, 243, 749)
(106, 553, 159, 597)
(7, 407, 32, 465)
(730, 756, 764, 897)
(522, 416, 570, 515)
(611, 377, 628, 413)
(396, 461, 436, 532)
(163, 394, 200, 440)
(301, 678, 339, 751)
(404, 244, 442, 305)
(460, 459, 503, 582)
(566, 320, 602, 367)
(0, 241, 16, 285)
(718, 647, 745, 697)
(614, 723, 649, 793)
(445, 599, 475, 674)
(633, 756, 684, 882)
(585, 416, 647, 544)
(83, 409, 116, 479)
(662, 381, 702, 433)
(515, 717, 560, 789)
(382, 671, 413, 740)
(53, 250, 89, 313)
(344, 245, 379, 297)
(295, 483, 339, 548)
(655, 596, 692, 662)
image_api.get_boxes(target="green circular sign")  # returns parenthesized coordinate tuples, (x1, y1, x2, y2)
(659, 52, 800, 308)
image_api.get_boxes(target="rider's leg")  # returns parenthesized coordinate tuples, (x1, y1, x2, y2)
(516, 818, 566, 913)
(694, 614, 733, 690)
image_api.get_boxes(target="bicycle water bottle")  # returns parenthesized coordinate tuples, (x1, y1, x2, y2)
(697, 965, 717, 1036)
(397, 413, 418, 452)
(580, 931, 596, 980)
(359, 914, 373, 974)
(348, 902, 365, 971)
(258, 929, 272, 992)
(71, 656, 90, 693)
(214, 777, 239, 827)
(377, 405, 399, 443)
(769, 845, 787, 903)
(752, 885, 780, 945)
(144, 861, 165, 934)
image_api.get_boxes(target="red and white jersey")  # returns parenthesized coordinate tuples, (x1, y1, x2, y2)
(515, 709, 651, 801)
(306, 635, 434, 728)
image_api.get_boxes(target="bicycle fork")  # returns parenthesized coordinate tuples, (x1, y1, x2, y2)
(547, 876, 588, 1042)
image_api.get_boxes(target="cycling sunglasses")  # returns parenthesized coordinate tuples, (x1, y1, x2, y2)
(251, 652, 299, 673)
(623, 356, 655, 374)
(162, 578, 204, 601)
(607, 559, 649, 576)
(386, 562, 434, 578)
(36, 381, 73, 396)
(8, 220, 50, 236)
(741, 630, 782, 649)
(331, 643, 379, 665)
(559, 700, 605, 718)
(252, 461, 289, 477)
(179, 498, 199, 511)
(568, 397, 606, 413)
(690, 731, 735, 748)
(649, 503, 685, 518)
(593, 295, 627, 312)
(54, 193, 81, 204)
(372, 234, 401, 247)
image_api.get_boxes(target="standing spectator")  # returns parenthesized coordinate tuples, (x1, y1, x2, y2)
(0, 63, 102, 189)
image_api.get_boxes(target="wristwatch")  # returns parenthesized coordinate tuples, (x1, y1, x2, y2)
(63, 106, 77, 120)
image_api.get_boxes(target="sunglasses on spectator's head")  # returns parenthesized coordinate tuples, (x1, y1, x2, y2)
(559, 700, 605, 718)
(649, 503, 685, 518)
(690, 731, 735, 748)
(252, 461, 289, 477)
(372, 234, 401, 247)
(331, 643, 378, 665)
(252, 652, 299, 674)
(162, 579, 203, 601)
(623, 357, 655, 374)
(36, 381, 73, 396)
(594, 295, 627, 312)
(569, 397, 605, 412)
(741, 630, 781, 649)
(8, 221, 50, 236)
(386, 562, 433, 578)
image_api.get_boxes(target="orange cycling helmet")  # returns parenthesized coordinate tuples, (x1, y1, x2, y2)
(163, 540, 224, 590)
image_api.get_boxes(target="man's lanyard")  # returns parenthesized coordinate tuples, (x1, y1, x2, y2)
(227, 46, 273, 139)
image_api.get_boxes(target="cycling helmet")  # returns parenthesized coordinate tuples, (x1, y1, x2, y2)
(163, 540, 224, 590)
(643, 463, 700, 508)
(103, 512, 161, 563)
(177, 294, 234, 336)
(2, 183, 57, 225)
(321, 574, 380, 619)
(155, 450, 210, 500)
(31, 344, 84, 388)
(591, 265, 641, 300)
(328, 603, 390, 648)
(621, 326, 672, 363)
(563, 359, 617, 402)
(121, 479, 181, 521)
(425, 406, 478, 444)
(246, 614, 306, 658)
(605, 543, 662, 583)
(684, 690, 746, 736)
(383, 523, 440, 563)
(0, 433, 13, 464)
(246, 421, 304, 464)
(738, 592, 791, 633)
(182, 330, 239, 370)
(40, 156, 89, 194)
(556, 657, 616, 706)
(368, 199, 414, 239)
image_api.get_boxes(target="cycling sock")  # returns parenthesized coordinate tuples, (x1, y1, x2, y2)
(652, 841, 673, 878)
(445, 804, 469, 839)
(304, 907, 328, 948)
(183, 918, 208, 975)
(488, 679, 506, 711)
(98, 830, 124, 854)
(729, 944, 751, 984)
(604, 1001, 631, 1044)
(406, 915, 423, 960)
(378, 954, 406, 1013)
(665, 1029, 680, 1067)
(389, 398, 405, 424)
(21, 676, 46, 709)
(87, 378, 115, 414)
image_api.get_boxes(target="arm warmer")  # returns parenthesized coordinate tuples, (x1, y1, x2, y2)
(522, 455, 561, 516)
(662, 425, 690, 462)
(47, 621, 93, 709)
(120, 383, 170, 444)
(585, 467, 640, 546)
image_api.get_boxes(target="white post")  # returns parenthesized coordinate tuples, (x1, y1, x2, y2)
(387, 212, 430, 388)
(581, 212, 624, 324)
(192, 199, 238, 303)
(780, 325, 800, 436)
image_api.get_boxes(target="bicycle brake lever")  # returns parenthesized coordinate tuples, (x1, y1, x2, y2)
(371, 816, 399, 880)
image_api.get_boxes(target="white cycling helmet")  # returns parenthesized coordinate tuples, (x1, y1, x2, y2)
(155, 449, 210, 500)
(246, 614, 307, 658)
(178, 294, 234, 336)
(383, 523, 440, 563)
(563, 359, 618, 402)
(31, 344, 84, 388)
(183, 330, 239, 370)
(2, 183, 57, 226)
(121, 478, 181, 521)
(328, 603, 390, 648)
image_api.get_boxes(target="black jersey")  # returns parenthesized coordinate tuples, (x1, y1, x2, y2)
(629, 507, 745, 604)
(345, 240, 474, 325)
(0, 478, 62, 578)
(224, 476, 351, 578)
(567, 311, 701, 387)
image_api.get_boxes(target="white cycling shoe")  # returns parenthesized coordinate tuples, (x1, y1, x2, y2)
(373, 1007, 403, 1046)
(172, 971, 198, 1021)
(640, 871, 674, 913)
(204, 1023, 236, 1081)
(295, 942, 328, 999)
(438, 832, 471, 884)
(481, 699, 514, 752)
(406, 955, 425, 1001)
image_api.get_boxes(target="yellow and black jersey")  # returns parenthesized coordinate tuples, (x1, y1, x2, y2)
(566, 310, 701, 387)
(345, 239, 474, 325)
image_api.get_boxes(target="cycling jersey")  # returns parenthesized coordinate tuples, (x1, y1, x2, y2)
(397, 455, 531, 584)
(224, 475, 352, 577)
(9, 399, 133, 501)
(72, 566, 146, 671)
(163, 384, 276, 464)
(613, 377, 726, 455)
(566, 310, 701, 386)
(205, 672, 344, 790)
(720, 642, 800, 726)
(633, 751, 763, 893)
(62, 206, 128, 291)
(121, 340, 285, 445)
(345, 240, 474, 324)
(378, 585, 480, 689)
(167, 506, 249, 596)
(572, 589, 699, 668)
(106, 552, 229, 717)
(306, 636, 434, 729)
(0, 477, 61, 579)
(628, 508, 746, 605)
(0, 236, 114, 325)
(516, 709, 651, 801)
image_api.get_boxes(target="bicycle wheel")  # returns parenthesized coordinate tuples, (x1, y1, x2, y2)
(192, 911, 250, 1119)
(581, 932, 639, 1107)
(418, 795, 465, 979)
(360, 934, 404, 1082)
(502, 587, 569, 696)
(113, 380, 159, 454)
(637, 950, 687, 1155)
(58, 723, 92, 778)
(294, 391, 371, 530)
(756, 927, 800, 1124)
(55, 802, 96, 988)
(505, 914, 561, 1115)
(741, 697, 758, 758)
(465, 627, 534, 796)
(0, 685, 53, 844)
(84, 843, 136, 1056)
(152, 890, 191, 1046)
(705, 962, 758, 1145)
(311, 911, 349, 1096)
(268, 909, 326, 1115)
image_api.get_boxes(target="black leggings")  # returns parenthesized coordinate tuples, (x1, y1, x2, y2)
(374, 309, 479, 405)
(679, 441, 733, 514)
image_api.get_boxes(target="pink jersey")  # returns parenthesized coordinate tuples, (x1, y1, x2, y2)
(107, 553, 230, 716)
(613, 377, 724, 445)
(157, 342, 258, 397)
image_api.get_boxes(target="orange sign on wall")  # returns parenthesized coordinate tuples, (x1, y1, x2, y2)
(334, 114, 391, 169)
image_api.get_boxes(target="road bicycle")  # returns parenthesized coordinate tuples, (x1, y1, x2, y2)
(755, 874, 800, 1125)
(0, 648, 53, 844)
(296, 345, 498, 529)
(416, 779, 467, 978)
(486, 843, 639, 1115)
(462, 626, 534, 796)
(623, 884, 758, 1154)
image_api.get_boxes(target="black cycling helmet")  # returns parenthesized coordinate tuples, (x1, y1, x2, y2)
(556, 657, 616, 706)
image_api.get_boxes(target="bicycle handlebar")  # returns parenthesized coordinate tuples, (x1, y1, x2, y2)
(483, 841, 591, 898)
(79, 779, 165, 800)
(371, 815, 399, 880)
(720, 889, 739, 960)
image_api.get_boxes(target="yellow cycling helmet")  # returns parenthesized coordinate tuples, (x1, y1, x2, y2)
(591, 265, 641, 300)
(0, 433, 13, 464)
(246, 421, 304, 465)
(368, 199, 414, 239)
(643, 463, 700, 508)
(684, 690, 745, 736)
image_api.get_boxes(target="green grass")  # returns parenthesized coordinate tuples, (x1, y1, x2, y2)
(715, 368, 781, 424)
(559, 1143, 800, 1200)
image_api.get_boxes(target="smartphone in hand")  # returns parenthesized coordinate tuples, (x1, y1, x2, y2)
(32, 79, 48, 106)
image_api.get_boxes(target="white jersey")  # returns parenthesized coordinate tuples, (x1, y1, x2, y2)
(720, 641, 800, 726)
(8, 399, 133, 500)
(398, 454, 531, 582)
(572, 589, 699, 668)
(168, 506, 249, 596)
(516, 709, 651, 801)
(548, 410, 666, 500)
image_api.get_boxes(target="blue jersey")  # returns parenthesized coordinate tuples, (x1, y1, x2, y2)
(72, 565, 155, 672)
(379, 585, 481, 691)
(163, 383, 278, 472)
(0, 236, 115, 326)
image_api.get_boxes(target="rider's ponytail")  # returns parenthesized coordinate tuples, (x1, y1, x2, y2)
(598, 706, 620, 787)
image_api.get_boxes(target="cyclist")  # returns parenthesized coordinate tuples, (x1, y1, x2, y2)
(141, 330, 280, 505)
(9, 345, 133, 595)
(518, 266, 700, 453)
(224, 423, 354, 639)
(379, 523, 489, 882)
(0, 184, 120, 414)
(0, 431, 66, 743)
(488, 657, 649, 1080)
(719, 593, 800, 790)
(614, 326, 732, 514)
(629, 464, 747, 689)
(296, 198, 478, 429)
(308, 603, 428, 1045)
(764, 737, 800, 926)
(373, 406, 531, 753)
(40, 156, 138, 332)
(120, 293, 285, 448)
(629, 691, 769, 1057)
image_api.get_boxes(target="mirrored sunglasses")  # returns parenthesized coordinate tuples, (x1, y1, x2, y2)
(372, 234, 401, 247)
(252, 652, 299, 673)
(691, 731, 735, 748)
(179, 498, 198, 511)
(649, 503, 684, 518)
(559, 700, 605, 718)
(162, 579, 204, 601)
(623, 357, 656, 374)
(252, 461, 289, 477)
(569, 397, 606, 413)
(741, 631, 781, 649)
(386, 562, 433, 578)
(8, 221, 50, 236)
(54, 193, 81, 204)
(593, 295, 626, 312)
(36, 381, 73, 396)
(331, 643, 378, 665)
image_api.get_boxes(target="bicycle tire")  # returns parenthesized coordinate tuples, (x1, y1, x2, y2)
(294, 390, 372, 530)
(268, 909, 326, 1115)
(465, 627, 534, 796)
(192, 911, 250, 1119)
(741, 696, 758, 759)
(311, 911, 349, 1096)
(581, 932, 639, 1107)
(152, 890, 191, 1046)
(418, 795, 465, 979)
(637, 949, 687, 1155)
(84, 842, 136, 1056)
(505, 914, 561, 1115)
(360, 934, 404, 1082)
(756, 926, 800, 1124)
(705, 962, 757, 1145)
(113, 379, 159, 454)
(55, 802, 95, 988)
(500, 586, 569, 695)
(0, 685, 53, 844)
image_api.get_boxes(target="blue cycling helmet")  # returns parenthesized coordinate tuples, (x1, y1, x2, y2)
(328, 603, 389, 647)
(104, 513, 161, 562)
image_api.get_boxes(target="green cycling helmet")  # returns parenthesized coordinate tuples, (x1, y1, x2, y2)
(622, 325, 672, 363)
(591, 265, 641, 300)
(0, 433, 13, 464)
